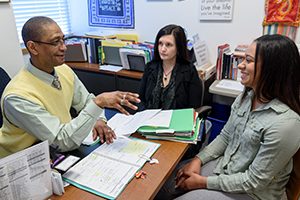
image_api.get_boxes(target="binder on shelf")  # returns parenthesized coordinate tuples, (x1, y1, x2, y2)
(87, 38, 101, 64)
(85, 31, 117, 40)
(101, 40, 131, 66)
(119, 43, 154, 72)
(119, 48, 148, 72)
(65, 41, 87, 62)
(115, 33, 139, 43)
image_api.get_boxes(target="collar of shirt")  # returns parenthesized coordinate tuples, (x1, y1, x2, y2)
(26, 60, 58, 86)
(244, 90, 289, 114)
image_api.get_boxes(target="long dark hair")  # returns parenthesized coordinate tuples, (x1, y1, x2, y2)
(250, 34, 300, 115)
(153, 24, 189, 64)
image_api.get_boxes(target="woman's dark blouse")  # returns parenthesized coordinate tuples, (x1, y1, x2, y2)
(138, 60, 203, 110)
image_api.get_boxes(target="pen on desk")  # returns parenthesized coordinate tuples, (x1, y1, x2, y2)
(51, 154, 65, 168)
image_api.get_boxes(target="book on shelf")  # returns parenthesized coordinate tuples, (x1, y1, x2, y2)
(198, 64, 216, 80)
(233, 44, 248, 57)
(86, 38, 101, 64)
(215, 44, 230, 80)
(215, 44, 246, 81)
(221, 49, 232, 79)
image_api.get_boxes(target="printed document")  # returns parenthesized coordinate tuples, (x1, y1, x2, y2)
(100, 64, 122, 72)
(107, 109, 163, 136)
(63, 137, 160, 199)
(0, 141, 52, 200)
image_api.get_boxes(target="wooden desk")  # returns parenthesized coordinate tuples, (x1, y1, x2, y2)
(68, 62, 143, 79)
(49, 136, 189, 200)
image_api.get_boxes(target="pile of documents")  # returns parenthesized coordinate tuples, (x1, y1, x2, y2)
(0, 141, 52, 200)
(107, 108, 201, 144)
(63, 137, 160, 199)
(137, 108, 201, 144)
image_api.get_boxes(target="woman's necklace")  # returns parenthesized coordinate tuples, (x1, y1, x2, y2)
(163, 65, 174, 81)
(163, 68, 173, 80)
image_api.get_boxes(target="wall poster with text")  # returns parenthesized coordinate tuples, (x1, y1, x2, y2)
(88, 0, 134, 28)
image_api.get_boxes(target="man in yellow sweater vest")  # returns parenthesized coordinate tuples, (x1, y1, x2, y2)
(0, 16, 140, 158)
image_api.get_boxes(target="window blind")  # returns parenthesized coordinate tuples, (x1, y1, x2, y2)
(12, 0, 71, 44)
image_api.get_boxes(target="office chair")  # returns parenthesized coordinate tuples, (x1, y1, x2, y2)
(0, 67, 11, 126)
(285, 149, 300, 200)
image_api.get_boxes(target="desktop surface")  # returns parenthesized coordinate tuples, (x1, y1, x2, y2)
(50, 133, 189, 200)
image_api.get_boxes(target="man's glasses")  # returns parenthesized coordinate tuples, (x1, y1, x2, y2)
(32, 38, 66, 47)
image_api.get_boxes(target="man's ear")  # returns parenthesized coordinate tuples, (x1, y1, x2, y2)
(26, 41, 39, 55)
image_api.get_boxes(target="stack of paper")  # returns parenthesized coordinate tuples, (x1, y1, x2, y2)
(138, 108, 201, 144)
(0, 141, 52, 200)
(63, 137, 160, 199)
(107, 109, 170, 137)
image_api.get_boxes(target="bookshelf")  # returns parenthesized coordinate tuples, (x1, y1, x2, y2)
(211, 44, 246, 99)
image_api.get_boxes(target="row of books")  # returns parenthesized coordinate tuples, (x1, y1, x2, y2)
(137, 108, 203, 144)
(215, 44, 247, 81)
(65, 36, 155, 70)
(87, 38, 133, 65)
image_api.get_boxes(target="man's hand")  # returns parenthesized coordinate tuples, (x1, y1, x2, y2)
(94, 91, 140, 115)
(92, 119, 116, 144)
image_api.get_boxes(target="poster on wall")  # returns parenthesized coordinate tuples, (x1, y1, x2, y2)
(199, 0, 234, 21)
(88, 0, 134, 28)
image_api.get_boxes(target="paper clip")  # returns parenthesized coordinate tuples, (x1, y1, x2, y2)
(139, 154, 159, 165)
(135, 170, 147, 179)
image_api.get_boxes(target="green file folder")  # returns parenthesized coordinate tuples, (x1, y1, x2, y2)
(137, 108, 195, 134)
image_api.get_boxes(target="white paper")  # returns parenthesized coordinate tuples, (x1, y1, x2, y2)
(143, 110, 172, 127)
(216, 79, 244, 92)
(100, 64, 122, 72)
(107, 109, 161, 137)
(63, 137, 160, 199)
(0, 141, 52, 200)
(54, 155, 80, 172)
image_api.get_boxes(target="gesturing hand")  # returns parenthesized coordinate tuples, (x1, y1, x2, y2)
(94, 91, 141, 115)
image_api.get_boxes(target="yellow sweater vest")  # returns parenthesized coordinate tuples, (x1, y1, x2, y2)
(0, 64, 74, 158)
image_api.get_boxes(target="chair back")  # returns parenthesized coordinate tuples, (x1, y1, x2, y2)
(286, 149, 300, 200)
(0, 67, 11, 126)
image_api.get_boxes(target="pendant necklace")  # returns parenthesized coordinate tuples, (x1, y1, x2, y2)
(163, 68, 173, 80)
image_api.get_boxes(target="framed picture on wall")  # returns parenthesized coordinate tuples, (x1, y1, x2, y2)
(88, 0, 135, 28)
(199, 0, 234, 21)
